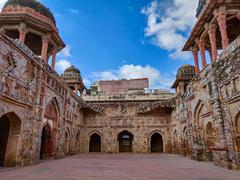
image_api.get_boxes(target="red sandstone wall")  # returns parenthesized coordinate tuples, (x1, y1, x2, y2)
(99, 78, 149, 95)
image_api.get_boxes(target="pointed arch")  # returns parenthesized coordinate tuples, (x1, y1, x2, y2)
(235, 112, 240, 152)
(64, 127, 71, 155)
(40, 123, 52, 160)
(0, 112, 22, 167)
(194, 100, 208, 123)
(173, 130, 179, 154)
(182, 127, 189, 156)
(118, 130, 134, 153)
(89, 132, 102, 153)
(150, 131, 163, 153)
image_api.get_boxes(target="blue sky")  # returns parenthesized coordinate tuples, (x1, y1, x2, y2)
(1, 0, 202, 89)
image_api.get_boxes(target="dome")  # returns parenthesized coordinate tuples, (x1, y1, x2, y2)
(64, 65, 80, 74)
(3, 0, 56, 25)
(172, 64, 196, 88)
(176, 64, 196, 80)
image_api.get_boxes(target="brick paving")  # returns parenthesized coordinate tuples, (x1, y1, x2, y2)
(0, 154, 239, 180)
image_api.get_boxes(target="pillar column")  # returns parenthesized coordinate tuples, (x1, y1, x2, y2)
(41, 35, 50, 62)
(206, 24, 218, 62)
(190, 47, 200, 74)
(197, 39, 207, 68)
(18, 23, 27, 43)
(51, 47, 57, 70)
(214, 7, 229, 49)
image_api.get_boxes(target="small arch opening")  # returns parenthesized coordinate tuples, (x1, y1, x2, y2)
(89, 133, 101, 152)
(150, 132, 163, 153)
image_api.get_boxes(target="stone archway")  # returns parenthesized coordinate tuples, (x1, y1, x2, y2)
(0, 112, 21, 167)
(89, 133, 101, 152)
(40, 98, 59, 160)
(64, 128, 70, 155)
(182, 127, 190, 156)
(40, 123, 52, 160)
(76, 130, 80, 153)
(118, 130, 134, 153)
(235, 112, 240, 152)
(173, 130, 179, 154)
(150, 132, 163, 153)
(205, 122, 215, 161)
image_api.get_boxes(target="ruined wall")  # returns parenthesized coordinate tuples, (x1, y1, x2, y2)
(171, 37, 240, 170)
(0, 35, 84, 167)
(82, 101, 172, 154)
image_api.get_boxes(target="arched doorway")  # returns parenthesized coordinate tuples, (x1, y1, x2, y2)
(64, 130, 70, 155)
(40, 124, 52, 160)
(150, 132, 163, 153)
(89, 133, 101, 152)
(173, 130, 179, 154)
(40, 99, 58, 160)
(118, 131, 134, 153)
(182, 127, 189, 156)
(235, 112, 240, 152)
(0, 115, 10, 166)
(76, 131, 80, 153)
(205, 122, 215, 161)
(0, 112, 21, 167)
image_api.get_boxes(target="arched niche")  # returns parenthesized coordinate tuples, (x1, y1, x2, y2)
(89, 133, 101, 153)
(118, 130, 134, 153)
(64, 128, 70, 155)
(40, 123, 52, 160)
(182, 127, 190, 156)
(150, 132, 163, 153)
(235, 112, 240, 152)
(0, 112, 21, 167)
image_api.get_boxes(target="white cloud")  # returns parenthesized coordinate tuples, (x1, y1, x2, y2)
(0, 0, 7, 11)
(56, 59, 71, 74)
(91, 64, 175, 89)
(142, 0, 198, 60)
(58, 44, 71, 57)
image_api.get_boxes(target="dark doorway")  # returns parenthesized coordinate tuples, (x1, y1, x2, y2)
(118, 131, 134, 153)
(40, 124, 52, 160)
(89, 133, 101, 152)
(151, 133, 163, 153)
(0, 116, 10, 166)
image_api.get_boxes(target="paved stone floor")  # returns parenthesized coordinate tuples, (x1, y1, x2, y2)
(0, 154, 240, 180)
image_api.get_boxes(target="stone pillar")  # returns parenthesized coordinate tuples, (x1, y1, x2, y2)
(41, 35, 50, 62)
(214, 7, 229, 49)
(51, 47, 57, 70)
(18, 23, 27, 43)
(197, 39, 207, 68)
(191, 47, 200, 74)
(206, 24, 218, 62)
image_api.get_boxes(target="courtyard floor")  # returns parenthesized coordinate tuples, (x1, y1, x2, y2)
(0, 154, 240, 180)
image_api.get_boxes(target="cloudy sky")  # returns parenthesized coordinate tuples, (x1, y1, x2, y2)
(0, 0, 201, 89)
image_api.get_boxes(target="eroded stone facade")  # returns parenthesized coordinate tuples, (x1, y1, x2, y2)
(0, 0, 239, 171)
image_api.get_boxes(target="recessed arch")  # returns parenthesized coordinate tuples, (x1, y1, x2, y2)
(118, 130, 134, 153)
(235, 112, 240, 152)
(40, 123, 52, 160)
(173, 130, 179, 154)
(64, 127, 71, 155)
(150, 132, 163, 153)
(89, 133, 101, 152)
(0, 112, 22, 167)
(182, 127, 189, 156)
(76, 130, 81, 153)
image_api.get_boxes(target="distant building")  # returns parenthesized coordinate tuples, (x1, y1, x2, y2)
(89, 78, 149, 95)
